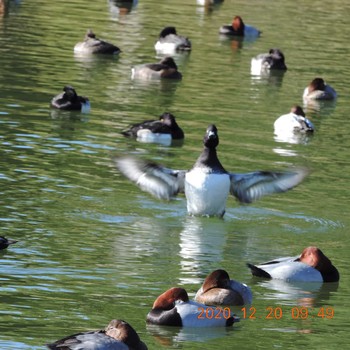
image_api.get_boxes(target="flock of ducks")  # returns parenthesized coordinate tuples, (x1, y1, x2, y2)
(50, 22, 336, 142)
(2, 235, 340, 349)
(2, 2, 340, 349)
(43, 245, 338, 348)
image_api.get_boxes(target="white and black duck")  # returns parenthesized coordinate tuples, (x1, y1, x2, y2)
(155, 26, 191, 54)
(74, 29, 121, 55)
(251, 48, 287, 75)
(115, 124, 308, 217)
(122, 112, 184, 144)
(131, 57, 182, 80)
(50, 86, 90, 112)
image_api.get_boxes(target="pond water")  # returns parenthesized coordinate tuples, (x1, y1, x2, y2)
(0, 0, 350, 349)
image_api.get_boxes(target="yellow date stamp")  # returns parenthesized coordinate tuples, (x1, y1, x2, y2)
(241, 306, 335, 320)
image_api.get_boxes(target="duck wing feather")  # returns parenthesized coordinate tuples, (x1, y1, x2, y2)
(230, 168, 308, 203)
(115, 156, 185, 200)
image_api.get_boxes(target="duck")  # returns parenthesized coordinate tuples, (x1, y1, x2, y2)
(303, 78, 337, 101)
(247, 246, 339, 283)
(146, 287, 239, 327)
(251, 48, 287, 75)
(109, 0, 137, 17)
(219, 16, 261, 38)
(0, 236, 18, 250)
(50, 86, 90, 112)
(74, 29, 121, 55)
(46, 319, 147, 350)
(195, 269, 252, 306)
(131, 57, 182, 80)
(197, 0, 224, 5)
(115, 124, 308, 217)
(274, 105, 315, 135)
(155, 26, 191, 54)
(121, 112, 184, 143)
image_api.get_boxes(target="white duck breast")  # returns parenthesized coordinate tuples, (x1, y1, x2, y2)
(136, 129, 172, 146)
(155, 35, 190, 54)
(250, 56, 264, 75)
(176, 300, 236, 327)
(251, 53, 273, 75)
(257, 258, 323, 282)
(185, 168, 230, 216)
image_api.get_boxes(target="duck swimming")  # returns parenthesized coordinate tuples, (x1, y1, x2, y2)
(50, 86, 90, 112)
(251, 48, 287, 75)
(0, 236, 18, 250)
(74, 29, 121, 55)
(131, 57, 182, 80)
(46, 319, 147, 350)
(146, 287, 239, 327)
(197, 0, 224, 5)
(115, 124, 308, 217)
(247, 246, 339, 282)
(219, 16, 261, 38)
(122, 112, 184, 143)
(274, 105, 315, 135)
(155, 26, 191, 54)
(303, 77, 337, 101)
(195, 269, 252, 305)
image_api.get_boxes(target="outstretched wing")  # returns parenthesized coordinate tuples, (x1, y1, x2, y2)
(115, 156, 186, 200)
(230, 168, 308, 203)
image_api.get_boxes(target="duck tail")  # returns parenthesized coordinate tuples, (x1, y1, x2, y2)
(121, 130, 133, 137)
(246, 263, 271, 278)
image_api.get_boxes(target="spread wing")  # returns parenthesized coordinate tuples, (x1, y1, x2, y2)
(115, 156, 186, 200)
(230, 168, 308, 203)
